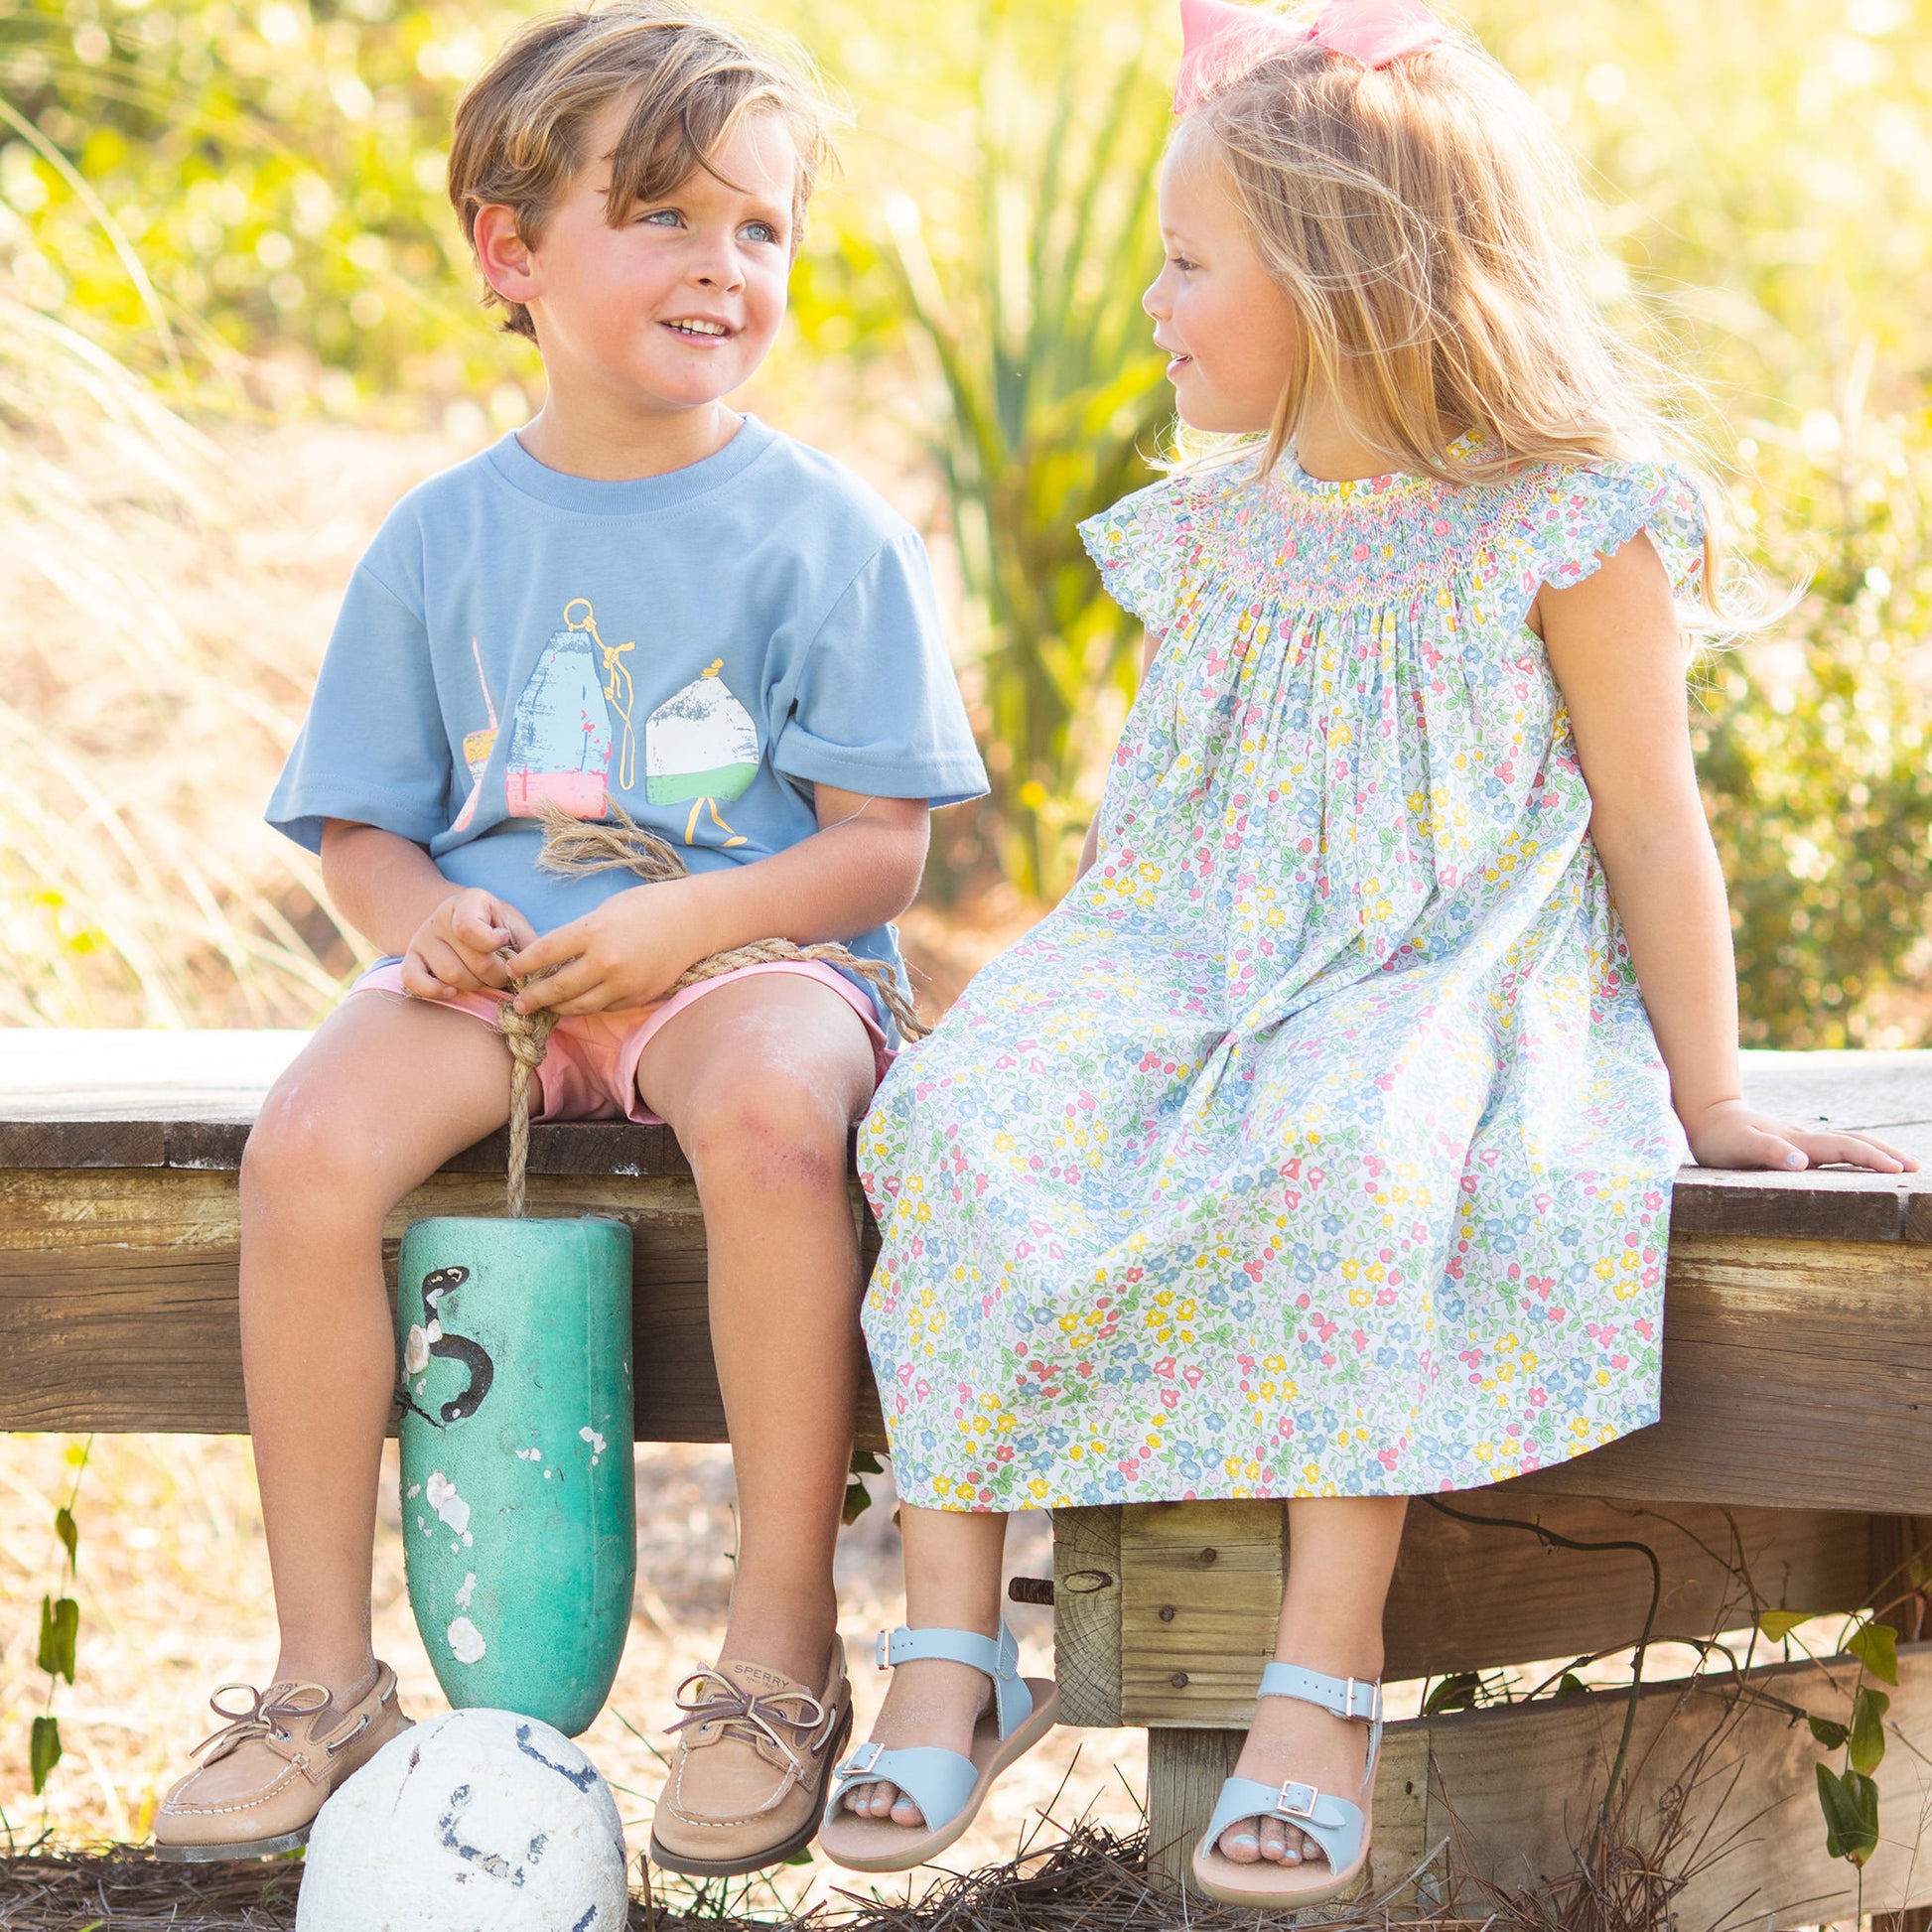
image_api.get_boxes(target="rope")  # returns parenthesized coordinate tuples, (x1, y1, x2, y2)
(491, 800, 926, 1216)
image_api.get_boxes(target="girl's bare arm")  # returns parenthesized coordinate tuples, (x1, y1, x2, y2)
(1538, 537, 1910, 1173)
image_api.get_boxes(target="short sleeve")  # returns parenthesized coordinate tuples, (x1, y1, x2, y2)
(265, 563, 453, 853)
(769, 529, 989, 808)
(1080, 477, 1193, 634)
(1533, 460, 1708, 604)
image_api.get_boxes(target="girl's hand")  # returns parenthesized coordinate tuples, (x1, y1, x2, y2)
(1683, 1097, 1918, 1174)
(400, 890, 537, 1000)
(504, 880, 713, 1019)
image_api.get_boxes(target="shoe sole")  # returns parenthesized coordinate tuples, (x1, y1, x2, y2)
(817, 1678, 1060, 1873)
(647, 1704, 853, 1878)
(154, 1825, 312, 1863)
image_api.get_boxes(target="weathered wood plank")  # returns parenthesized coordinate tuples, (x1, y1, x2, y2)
(1050, 1506, 1123, 1727)
(4, 1035, 1929, 1239)
(5, 1170, 1925, 1518)
(1144, 1647, 1932, 1924)
(1114, 1496, 1871, 1727)
(1518, 1235, 1932, 1513)
(0, 1168, 887, 1449)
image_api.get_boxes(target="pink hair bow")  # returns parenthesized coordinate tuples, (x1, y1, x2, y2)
(1174, 0, 1446, 112)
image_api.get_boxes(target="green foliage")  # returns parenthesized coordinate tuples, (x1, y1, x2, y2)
(1847, 1615, 1899, 1685)
(28, 1714, 62, 1795)
(26, 1440, 87, 1801)
(1816, 1763, 1880, 1867)
(844, 0, 1173, 896)
(1808, 1713, 1850, 1750)
(1759, 1607, 1812, 1641)
(1849, 1685, 1889, 1777)
(1422, 1670, 1485, 1715)
(36, 1593, 76, 1682)
(841, 1448, 883, 1526)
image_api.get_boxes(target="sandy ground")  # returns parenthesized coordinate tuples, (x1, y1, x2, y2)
(0, 1432, 1145, 1914)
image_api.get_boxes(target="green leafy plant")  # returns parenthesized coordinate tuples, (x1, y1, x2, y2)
(30, 1440, 89, 1799)
(1759, 1599, 1909, 1874)
(855, 0, 1174, 897)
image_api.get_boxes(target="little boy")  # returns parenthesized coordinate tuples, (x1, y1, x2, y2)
(153, 0, 985, 1875)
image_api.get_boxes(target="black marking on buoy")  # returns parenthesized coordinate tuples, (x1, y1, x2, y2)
(515, 1722, 600, 1791)
(421, 1266, 496, 1424)
(571, 1906, 597, 1932)
(437, 1780, 527, 1886)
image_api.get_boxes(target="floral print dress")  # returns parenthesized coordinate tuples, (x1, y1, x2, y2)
(859, 446, 1705, 1510)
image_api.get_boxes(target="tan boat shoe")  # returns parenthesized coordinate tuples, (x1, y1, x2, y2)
(647, 1647, 852, 1876)
(153, 1662, 411, 1862)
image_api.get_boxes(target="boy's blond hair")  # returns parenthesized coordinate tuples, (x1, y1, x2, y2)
(448, 0, 833, 342)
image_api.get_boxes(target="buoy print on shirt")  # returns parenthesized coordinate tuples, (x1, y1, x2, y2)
(505, 600, 636, 820)
(645, 659, 758, 847)
(450, 638, 498, 833)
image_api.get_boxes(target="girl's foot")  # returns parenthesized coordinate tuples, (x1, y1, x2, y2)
(841, 1656, 992, 1826)
(1217, 1676, 1371, 1869)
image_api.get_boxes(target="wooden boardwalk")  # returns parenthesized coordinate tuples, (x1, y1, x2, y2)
(2, 1032, 1929, 1922)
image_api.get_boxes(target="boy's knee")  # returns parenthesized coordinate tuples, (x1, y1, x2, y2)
(679, 1065, 855, 1192)
(240, 1080, 393, 1217)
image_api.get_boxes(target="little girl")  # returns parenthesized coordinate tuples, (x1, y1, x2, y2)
(817, 0, 1911, 1905)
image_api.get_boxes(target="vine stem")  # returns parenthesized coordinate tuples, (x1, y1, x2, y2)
(1422, 1495, 1662, 1864)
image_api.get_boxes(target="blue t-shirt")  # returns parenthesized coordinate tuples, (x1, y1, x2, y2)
(268, 416, 989, 1033)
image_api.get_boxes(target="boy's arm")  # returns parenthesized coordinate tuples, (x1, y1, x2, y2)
(507, 785, 928, 1018)
(322, 819, 536, 996)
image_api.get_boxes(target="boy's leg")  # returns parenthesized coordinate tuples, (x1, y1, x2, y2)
(156, 989, 516, 1857)
(840, 1503, 1010, 1824)
(1217, 1496, 1408, 1869)
(632, 973, 880, 1684)
(243, 992, 517, 1689)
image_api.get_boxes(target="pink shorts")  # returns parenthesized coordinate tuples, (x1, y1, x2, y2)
(350, 960, 893, 1126)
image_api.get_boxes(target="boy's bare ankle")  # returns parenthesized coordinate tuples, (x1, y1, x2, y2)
(270, 1654, 378, 1706)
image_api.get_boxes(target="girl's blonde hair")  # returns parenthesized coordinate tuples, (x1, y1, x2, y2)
(1179, 8, 1759, 619)
(449, 1, 834, 342)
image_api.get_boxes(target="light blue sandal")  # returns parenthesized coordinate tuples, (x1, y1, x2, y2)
(1189, 1663, 1382, 1907)
(816, 1621, 1058, 1872)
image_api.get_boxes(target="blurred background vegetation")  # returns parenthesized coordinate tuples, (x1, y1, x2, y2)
(0, 0, 1927, 1043)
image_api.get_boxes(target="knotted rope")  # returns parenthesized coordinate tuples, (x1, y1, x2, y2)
(492, 801, 925, 1216)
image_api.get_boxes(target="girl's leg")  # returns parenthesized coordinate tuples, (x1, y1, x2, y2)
(1219, 1497, 1408, 1869)
(241, 992, 516, 1692)
(842, 1504, 1010, 1824)
(632, 975, 880, 1687)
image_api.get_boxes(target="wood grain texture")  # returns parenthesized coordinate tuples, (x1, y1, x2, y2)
(3, 1035, 1929, 1238)
(1114, 1497, 1871, 1727)
(1145, 1647, 1932, 1923)
(0, 1166, 887, 1449)
(1514, 1234, 1932, 1513)
(1146, 1725, 1431, 1897)
(1050, 1506, 1123, 1727)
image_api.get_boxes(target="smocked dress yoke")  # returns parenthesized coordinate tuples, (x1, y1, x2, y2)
(859, 447, 1705, 1511)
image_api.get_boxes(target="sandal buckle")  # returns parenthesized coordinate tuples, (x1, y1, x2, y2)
(849, 1740, 885, 1774)
(875, 1631, 890, 1671)
(1277, 1780, 1318, 1821)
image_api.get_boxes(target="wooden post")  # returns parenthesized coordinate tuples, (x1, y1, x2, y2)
(1872, 1516, 1932, 1932)
(1146, 1728, 1240, 1891)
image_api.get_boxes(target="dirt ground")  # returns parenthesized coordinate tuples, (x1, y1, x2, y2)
(0, 1432, 1145, 1915)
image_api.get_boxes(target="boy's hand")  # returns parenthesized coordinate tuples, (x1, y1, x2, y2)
(1684, 1097, 1917, 1173)
(401, 890, 538, 1000)
(505, 880, 713, 1019)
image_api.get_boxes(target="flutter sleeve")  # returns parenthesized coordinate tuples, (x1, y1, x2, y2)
(1521, 459, 1709, 606)
(1079, 476, 1197, 636)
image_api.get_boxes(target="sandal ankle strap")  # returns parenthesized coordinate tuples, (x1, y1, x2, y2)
(874, 1622, 1030, 1738)
(1258, 1662, 1382, 1725)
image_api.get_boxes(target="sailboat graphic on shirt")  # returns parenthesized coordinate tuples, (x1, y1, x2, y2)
(450, 637, 497, 834)
(504, 599, 635, 820)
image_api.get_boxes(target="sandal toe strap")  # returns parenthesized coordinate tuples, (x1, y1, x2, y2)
(823, 1742, 978, 1836)
(1201, 1774, 1366, 1873)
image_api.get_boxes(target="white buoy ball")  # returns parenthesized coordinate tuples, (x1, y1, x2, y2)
(296, 1709, 629, 1932)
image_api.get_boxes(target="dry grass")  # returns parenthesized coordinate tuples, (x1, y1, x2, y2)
(0, 1435, 1142, 1925)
